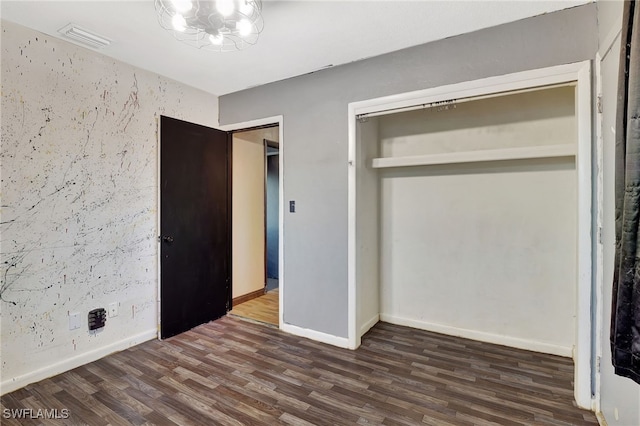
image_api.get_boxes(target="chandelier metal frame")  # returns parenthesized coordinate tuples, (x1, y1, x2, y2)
(155, 0, 264, 52)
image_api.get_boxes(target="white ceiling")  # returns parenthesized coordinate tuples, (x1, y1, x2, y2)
(1, 0, 590, 96)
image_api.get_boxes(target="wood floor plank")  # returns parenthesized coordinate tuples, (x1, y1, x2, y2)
(279, 412, 317, 426)
(1, 316, 598, 425)
(179, 392, 248, 426)
(121, 386, 189, 423)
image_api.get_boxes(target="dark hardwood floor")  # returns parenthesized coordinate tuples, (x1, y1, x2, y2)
(1, 317, 598, 425)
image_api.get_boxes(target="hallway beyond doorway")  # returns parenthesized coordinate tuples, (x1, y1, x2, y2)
(230, 289, 279, 326)
(266, 278, 278, 292)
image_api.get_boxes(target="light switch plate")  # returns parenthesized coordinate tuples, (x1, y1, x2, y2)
(69, 312, 81, 330)
(108, 302, 118, 318)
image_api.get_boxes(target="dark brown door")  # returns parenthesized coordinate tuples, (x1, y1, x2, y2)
(160, 115, 231, 339)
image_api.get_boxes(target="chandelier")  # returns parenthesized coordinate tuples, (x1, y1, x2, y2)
(155, 0, 264, 52)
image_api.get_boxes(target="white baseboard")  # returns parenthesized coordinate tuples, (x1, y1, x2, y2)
(281, 323, 350, 349)
(1, 329, 157, 396)
(360, 314, 380, 337)
(596, 411, 608, 426)
(379, 314, 572, 357)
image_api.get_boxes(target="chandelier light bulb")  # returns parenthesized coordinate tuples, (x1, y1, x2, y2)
(238, 0, 253, 15)
(209, 33, 224, 45)
(171, 14, 187, 32)
(170, 0, 192, 13)
(236, 18, 251, 37)
(155, 0, 263, 52)
(216, 0, 235, 17)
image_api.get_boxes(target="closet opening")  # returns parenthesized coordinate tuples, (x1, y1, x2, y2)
(348, 62, 593, 409)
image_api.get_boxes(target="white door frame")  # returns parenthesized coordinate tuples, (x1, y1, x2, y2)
(347, 61, 594, 409)
(220, 115, 285, 329)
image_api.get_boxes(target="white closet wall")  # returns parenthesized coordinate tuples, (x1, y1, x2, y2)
(356, 117, 380, 336)
(379, 88, 576, 157)
(364, 86, 578, 355)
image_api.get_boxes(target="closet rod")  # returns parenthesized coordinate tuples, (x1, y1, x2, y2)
(356, 81, 576, 121)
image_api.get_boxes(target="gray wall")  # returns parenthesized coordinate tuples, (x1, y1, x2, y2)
(597, 1, 640, 424)
(219, 4, 599, 338)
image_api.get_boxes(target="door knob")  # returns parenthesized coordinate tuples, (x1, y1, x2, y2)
(162, 236, 174, 243)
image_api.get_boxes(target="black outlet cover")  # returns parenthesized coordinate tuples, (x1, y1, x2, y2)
(88, 308, 106, 331)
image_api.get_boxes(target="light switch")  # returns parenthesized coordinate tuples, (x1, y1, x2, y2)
(289, 200, 295, 213)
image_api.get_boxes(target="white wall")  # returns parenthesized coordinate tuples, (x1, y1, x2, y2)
(597, 0, 640, 423)
(232, 128, 266, 299)
(0, 20, 218, 394)
(377, 87, 577, 356)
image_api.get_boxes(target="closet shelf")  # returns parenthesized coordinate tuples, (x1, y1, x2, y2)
(371, 144, 576, 168)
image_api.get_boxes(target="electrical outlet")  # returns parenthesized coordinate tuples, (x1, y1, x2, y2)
(108, 302, 118, 318)
(69, 312, 81, 330)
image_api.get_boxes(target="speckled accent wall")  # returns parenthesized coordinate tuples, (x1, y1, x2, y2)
(0, 20, 218, 393)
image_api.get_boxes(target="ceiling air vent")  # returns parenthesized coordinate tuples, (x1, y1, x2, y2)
(57, 23, 111, 49)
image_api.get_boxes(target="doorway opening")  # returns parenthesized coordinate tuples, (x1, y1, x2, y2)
(229, 125, 280, 327)
(158, 116, 283, 340)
